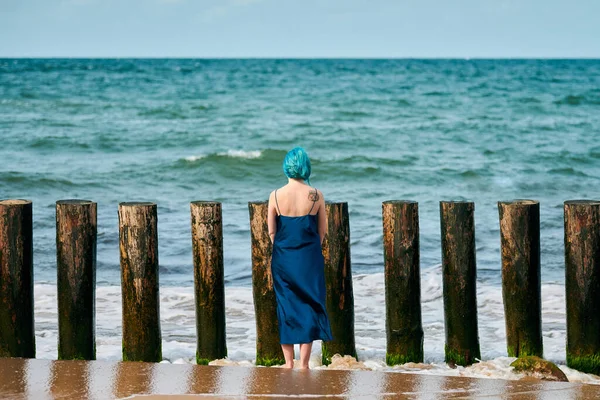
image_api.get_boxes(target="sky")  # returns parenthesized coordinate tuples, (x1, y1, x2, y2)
(1, 0, 599, 58)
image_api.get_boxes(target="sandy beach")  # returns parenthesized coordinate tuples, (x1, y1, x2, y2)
(1, 358, 600, 399)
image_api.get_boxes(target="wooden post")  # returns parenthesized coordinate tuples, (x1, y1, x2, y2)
(190, 201, 227, 365)
(118, 202, 161, 362)
(382, 200, 423, 365)
(0, 199, 35, 358)
(248, 201, 284, 366)
(56, 200, 97, 360)
(498, 200, 542, 358)
(321, 202, 356, 365)
(564, 200, 600, 374)
(440, 201, 480, 366)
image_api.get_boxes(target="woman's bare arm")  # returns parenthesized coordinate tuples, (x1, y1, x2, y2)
(317, 190, 327, 245)
(267, 191, 277, 243)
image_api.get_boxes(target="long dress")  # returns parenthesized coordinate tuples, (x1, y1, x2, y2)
(271, 194, 333, 345)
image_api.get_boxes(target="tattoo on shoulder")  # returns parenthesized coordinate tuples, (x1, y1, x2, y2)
(308, 189, 319, 202)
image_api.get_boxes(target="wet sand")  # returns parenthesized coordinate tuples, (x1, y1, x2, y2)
(1, 358, 600, 399)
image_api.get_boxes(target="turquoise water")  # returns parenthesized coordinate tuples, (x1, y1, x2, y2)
(1, 59, 600, 288)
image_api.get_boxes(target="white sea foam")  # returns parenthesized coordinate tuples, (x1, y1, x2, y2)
(184, 155, 206, 162)
(32, 268, 600, 384)
(184, 150, 262, 162)
(219, 149, 262, 159)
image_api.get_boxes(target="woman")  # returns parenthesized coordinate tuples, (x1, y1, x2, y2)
(267, 147, 333, 369)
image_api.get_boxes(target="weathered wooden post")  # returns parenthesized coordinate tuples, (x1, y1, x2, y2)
(0, 199, 35, 358)
(190, 201, 227, 365)
(248, 201, 284, 366)
(56, 200, 97, 360)
(322, 202, 356, 365)
(498, 200, 542, 358)
(382, 200, 423, 365)
(118, 202, 161, 362)
(440, 201, 480, 366)
(564, 200, 600, 374)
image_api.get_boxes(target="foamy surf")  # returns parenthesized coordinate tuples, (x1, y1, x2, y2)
(184, 154, 207, 162)
(32, 267, 600, 384)
(184, 150, 263, 162)
(220, 149, 262, 159)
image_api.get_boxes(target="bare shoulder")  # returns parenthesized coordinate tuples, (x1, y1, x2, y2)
(308, 187, 324, 202)
(268, 190, 279, 205)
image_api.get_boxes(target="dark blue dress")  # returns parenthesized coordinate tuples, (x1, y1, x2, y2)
(271, 193, 333, 345)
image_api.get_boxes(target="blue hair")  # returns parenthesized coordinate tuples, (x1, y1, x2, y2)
(283, 147, 312, 185)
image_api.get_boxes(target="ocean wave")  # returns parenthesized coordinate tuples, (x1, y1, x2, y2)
(319, 154, 419, 168)
(138, 107, 189, 120)
(29, 136, 90, 150)
(335, 110, 373, 118)
(184, 154, 207, 162)
(590, 148, 600, 159)
(439, 167, 491, 179)
(554, 94, 600, 106)
(547, 167, 589, 177)
(0, 171, 78, 190)
(183, 150, 264, 163)
(222, 149, 262, 159)
(514, 96, 542, 104)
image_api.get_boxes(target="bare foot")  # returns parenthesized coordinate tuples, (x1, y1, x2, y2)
(283, 363, 294, 369)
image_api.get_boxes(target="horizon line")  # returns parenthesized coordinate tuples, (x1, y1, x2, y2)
(1, 56, 600, 60)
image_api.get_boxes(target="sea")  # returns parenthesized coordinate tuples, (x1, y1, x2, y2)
(1, 58, 600, 383)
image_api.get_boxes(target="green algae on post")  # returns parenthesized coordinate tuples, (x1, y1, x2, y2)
(440, 201, 480, 366)
(119, 202, 162, 363)
(248, 201, 285, 367)
(191, 201, 227, 365)
(498, 200, 543, 358)
(0, 199, 35, 359)
(382, 201, 423, 365)
(566, 354, 600, 376)
(386, 350, 423, 367)
(321, 202, 357, 366)
(56, 200, 97, 361)
(196, 353, 210, 366)
(564, 200, 600, 375)
(256, 356, 286, 367)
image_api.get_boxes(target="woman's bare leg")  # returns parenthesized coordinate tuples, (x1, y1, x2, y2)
(281, 344, 294, 368)
(299, 342, 313, 369)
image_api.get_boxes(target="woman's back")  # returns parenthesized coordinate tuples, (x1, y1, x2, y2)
(274, 184, 320, 217)
(269, 180, 326, 244)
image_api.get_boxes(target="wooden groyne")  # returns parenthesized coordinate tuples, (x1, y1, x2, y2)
(118, 202, 162, 362)
(321, 202, 356, 365)
(248, 201, 284, 366)
(0, 200, 35, 358)
(0, 197, 599, 374)
(564, 200, 600, 375)
(498, 200, 543, 358)
(440, 201, 480, 366)
(56, 200, 97, 360)
(191, 201, 227, 365)
(382, 200, 423, 365)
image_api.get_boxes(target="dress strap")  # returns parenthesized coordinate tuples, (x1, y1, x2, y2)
(308, 188, 318, 215)
(274, 189, 281, 216)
